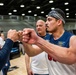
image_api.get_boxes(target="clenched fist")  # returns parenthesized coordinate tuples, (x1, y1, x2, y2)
(7, 29, 19, 42)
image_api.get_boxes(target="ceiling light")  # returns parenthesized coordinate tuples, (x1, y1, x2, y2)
(20, 5, 25, 7)
(66, 16, 69, 18)
(0, 3, 4, 6)
(65, 8, 69, 11)
(46, 15, 48, 17)
(66, 13, 69, 15)
(28, 10, 32, 13)
(13, 10, 17, 12)
(34, 14, 37, 16)
(36, 6, 40, 9)
(22, 14, 25, 16)
(41, 11, 44, 14)
(64, 2, 69, 5)
(8, 13, 12, 15)
(49, 0, 54, 3)
(51, 7, 55, 10)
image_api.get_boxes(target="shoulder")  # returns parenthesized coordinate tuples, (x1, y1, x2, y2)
(70, 35, 76, 42)
(68, 35, 76, 59)
(64, 31, 73, 36)
(69, 35, 76, 47)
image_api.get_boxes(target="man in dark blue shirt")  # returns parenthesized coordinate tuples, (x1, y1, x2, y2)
(0, 29, 19, 75)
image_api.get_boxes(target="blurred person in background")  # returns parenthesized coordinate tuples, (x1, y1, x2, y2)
(0, 29, 19, 75)
(25, 20, 50, 75)
(0, 32, 5, 49)
(0, 32, 11, 75)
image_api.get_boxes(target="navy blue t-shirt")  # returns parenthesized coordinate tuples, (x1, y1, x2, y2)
(47, 31, 74, 61)
(49, 31, 73, 48)
(0, 39, 14, 70)
(40, 33, 51, 40)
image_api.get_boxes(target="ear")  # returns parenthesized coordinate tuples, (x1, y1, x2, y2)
(57, 19, 62, 26)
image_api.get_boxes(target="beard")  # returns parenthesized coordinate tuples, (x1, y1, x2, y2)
(47, 27, 57, 33)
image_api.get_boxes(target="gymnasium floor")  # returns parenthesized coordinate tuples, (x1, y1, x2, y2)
(7, 55, 27, 75)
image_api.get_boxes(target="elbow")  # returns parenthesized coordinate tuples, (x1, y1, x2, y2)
(58, 58, 76, 65)
(67, 58, 76, 65)
(61, 53, 76, 65)
(56, 51, 76, 65)
(64, 60, 76, 65)
(66, 51, 76, 65)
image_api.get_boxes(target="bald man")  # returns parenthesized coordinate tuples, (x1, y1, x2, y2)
(25, 20, 50, 75)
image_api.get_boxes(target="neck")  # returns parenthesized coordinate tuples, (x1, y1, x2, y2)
(38, 32, 46, 37)
(52, 29, 65, 40)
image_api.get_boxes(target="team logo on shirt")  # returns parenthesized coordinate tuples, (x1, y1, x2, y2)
(46, 40, 50, 42)
(58, 41, 65, 46)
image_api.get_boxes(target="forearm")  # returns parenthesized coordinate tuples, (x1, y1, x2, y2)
(23, 43, 42, 56)
(35, 37, 76, 64)
(0, 39, 14, 70)
(25, 54, 31, 70)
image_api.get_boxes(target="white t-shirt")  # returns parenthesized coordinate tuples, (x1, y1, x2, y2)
(31, 52, 49, 74)
(0, 70, 3, 75)
(0, 37, 5, 48)
(45, 53, 76, 75)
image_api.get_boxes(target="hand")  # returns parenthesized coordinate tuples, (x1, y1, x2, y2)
(7, 29, 19, 42)
(27, 69, 34, 75)
(18, 30, 23, 42)
(22, 28, 38, 44)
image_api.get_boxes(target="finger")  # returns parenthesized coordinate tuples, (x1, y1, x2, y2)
(22, 38, 29, 43)
(23, 28, 32, 35)
(18, 30, 23, 33)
